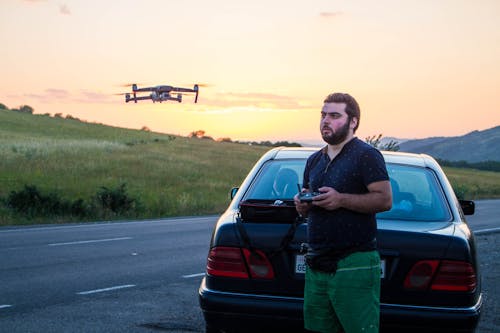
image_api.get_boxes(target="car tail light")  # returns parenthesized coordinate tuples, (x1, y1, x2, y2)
(242, 248, 275, 279)
(207, 247, 249, 279)
(431, 260, 476, 292)
(206, 247, 275, 280)
(404, 260, 476, 292)
(404, 260, 440, 290)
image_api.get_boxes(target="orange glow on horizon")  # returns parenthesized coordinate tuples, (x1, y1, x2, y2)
(1, 0, 499, 143)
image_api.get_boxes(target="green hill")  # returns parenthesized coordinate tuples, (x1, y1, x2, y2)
(0, 109, 267, 225)
(399, 126, 500, 162)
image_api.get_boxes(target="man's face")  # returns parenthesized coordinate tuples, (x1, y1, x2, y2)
(320, 102, 354, 145)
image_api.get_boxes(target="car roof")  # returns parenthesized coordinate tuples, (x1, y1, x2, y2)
(271, 146, 434, 168)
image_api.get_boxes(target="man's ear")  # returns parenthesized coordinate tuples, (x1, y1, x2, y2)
(350, 117, 358, 130)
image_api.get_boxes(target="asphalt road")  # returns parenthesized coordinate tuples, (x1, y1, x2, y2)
(0, 216, 215, 332)
(0, 200, 498, 333)
(467, 200, 500, 333)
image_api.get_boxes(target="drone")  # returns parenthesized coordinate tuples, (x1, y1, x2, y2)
(124, 84, 199, 103)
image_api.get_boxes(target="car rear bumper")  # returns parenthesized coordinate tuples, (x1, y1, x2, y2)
(380, 295, 482, 332)
(199, 278, 303, 332)
(199, 278, 482, 332)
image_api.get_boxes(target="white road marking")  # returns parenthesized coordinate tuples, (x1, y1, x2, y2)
(0, 305, 13, 309)
(182, 273, 205, 278)
(77, 284, 136, 295)
(48, 237, 132, 246)
(474, 227, 500, 235)
(0, 216, 217, 234)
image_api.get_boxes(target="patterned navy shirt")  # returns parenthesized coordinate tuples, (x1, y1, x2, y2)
(303, 137, 389, 251)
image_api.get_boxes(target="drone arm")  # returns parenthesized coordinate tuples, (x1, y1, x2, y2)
(133, 87, 155, 92)
(171, 87, 195, 93)
(126, 95, 153, 103)
(135, 96, 154, 101)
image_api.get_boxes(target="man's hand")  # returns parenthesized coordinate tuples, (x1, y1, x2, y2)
(294, 191, 312, 216)
(312, 186, 341, 210)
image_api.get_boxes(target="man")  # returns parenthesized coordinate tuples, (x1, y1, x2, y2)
(294, 92, 392, 333)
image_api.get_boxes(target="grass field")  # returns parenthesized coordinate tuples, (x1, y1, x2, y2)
(0, 110, 269, 225)
(1, 109, 498, 226)
(443, 166, 500, 200)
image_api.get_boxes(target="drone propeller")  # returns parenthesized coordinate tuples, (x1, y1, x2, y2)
(182, 83, 211, 88)
(116, 83, 150, 88)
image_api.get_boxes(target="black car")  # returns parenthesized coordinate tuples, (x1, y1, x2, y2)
(199, 147, 482, 333)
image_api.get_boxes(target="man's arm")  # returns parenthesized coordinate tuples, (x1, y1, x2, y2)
(313, 180, 392, 214)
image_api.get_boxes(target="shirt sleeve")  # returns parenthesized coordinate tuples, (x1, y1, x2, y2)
(360, 148, 389, 186)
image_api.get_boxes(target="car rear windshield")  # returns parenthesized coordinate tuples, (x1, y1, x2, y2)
(377, 163, 452, 222)
(244, 159, 305, 201)
(243, 159, 451, 222)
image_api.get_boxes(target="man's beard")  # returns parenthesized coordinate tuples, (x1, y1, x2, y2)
(321, 118, 350, 145)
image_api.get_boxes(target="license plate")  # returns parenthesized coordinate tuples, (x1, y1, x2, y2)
(295, 254, 307, 274)
(295, 255, 386, 278)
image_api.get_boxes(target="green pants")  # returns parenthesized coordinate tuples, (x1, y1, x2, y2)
(304, 250, 381, 333)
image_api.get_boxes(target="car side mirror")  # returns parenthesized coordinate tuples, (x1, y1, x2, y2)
(230, 187, 239, 200)
(459, 200, 475, 215)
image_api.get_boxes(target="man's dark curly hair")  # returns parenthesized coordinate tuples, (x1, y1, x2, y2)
(323, 92, 360, 133)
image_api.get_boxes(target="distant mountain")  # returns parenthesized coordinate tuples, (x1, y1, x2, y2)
(398, 126, 500, 162)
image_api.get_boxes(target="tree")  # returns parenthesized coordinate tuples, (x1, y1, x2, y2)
(19, 105, 34, 114)
(189, 130, 206, 138)
(0, 103, 7, 110)
(365, 134, 400, 151)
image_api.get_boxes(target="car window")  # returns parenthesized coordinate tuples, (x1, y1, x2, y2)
(377, 164, 451, 222)
(244, 159, 305, 200)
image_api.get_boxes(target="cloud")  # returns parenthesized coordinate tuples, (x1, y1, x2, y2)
(20, 0, 71, 15)
(21, 88, 115, 104)
(224, 92, 293, 101)
(45, 88, 70, 98)
(77, 90, 113, 103)
(191, 106, 293, 115)
(198, 91, 314, 110)
(59, 3, 71, 15)
(319, 11, 343, 19)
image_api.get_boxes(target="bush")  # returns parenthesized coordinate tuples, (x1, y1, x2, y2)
(453, 184, 468, 200)
(94, 183, 137, 215)
(2, 183, 140, 221)
(6, 185, 87, 217)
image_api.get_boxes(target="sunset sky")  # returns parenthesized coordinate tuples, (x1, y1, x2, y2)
(2, 0, 499, 144)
